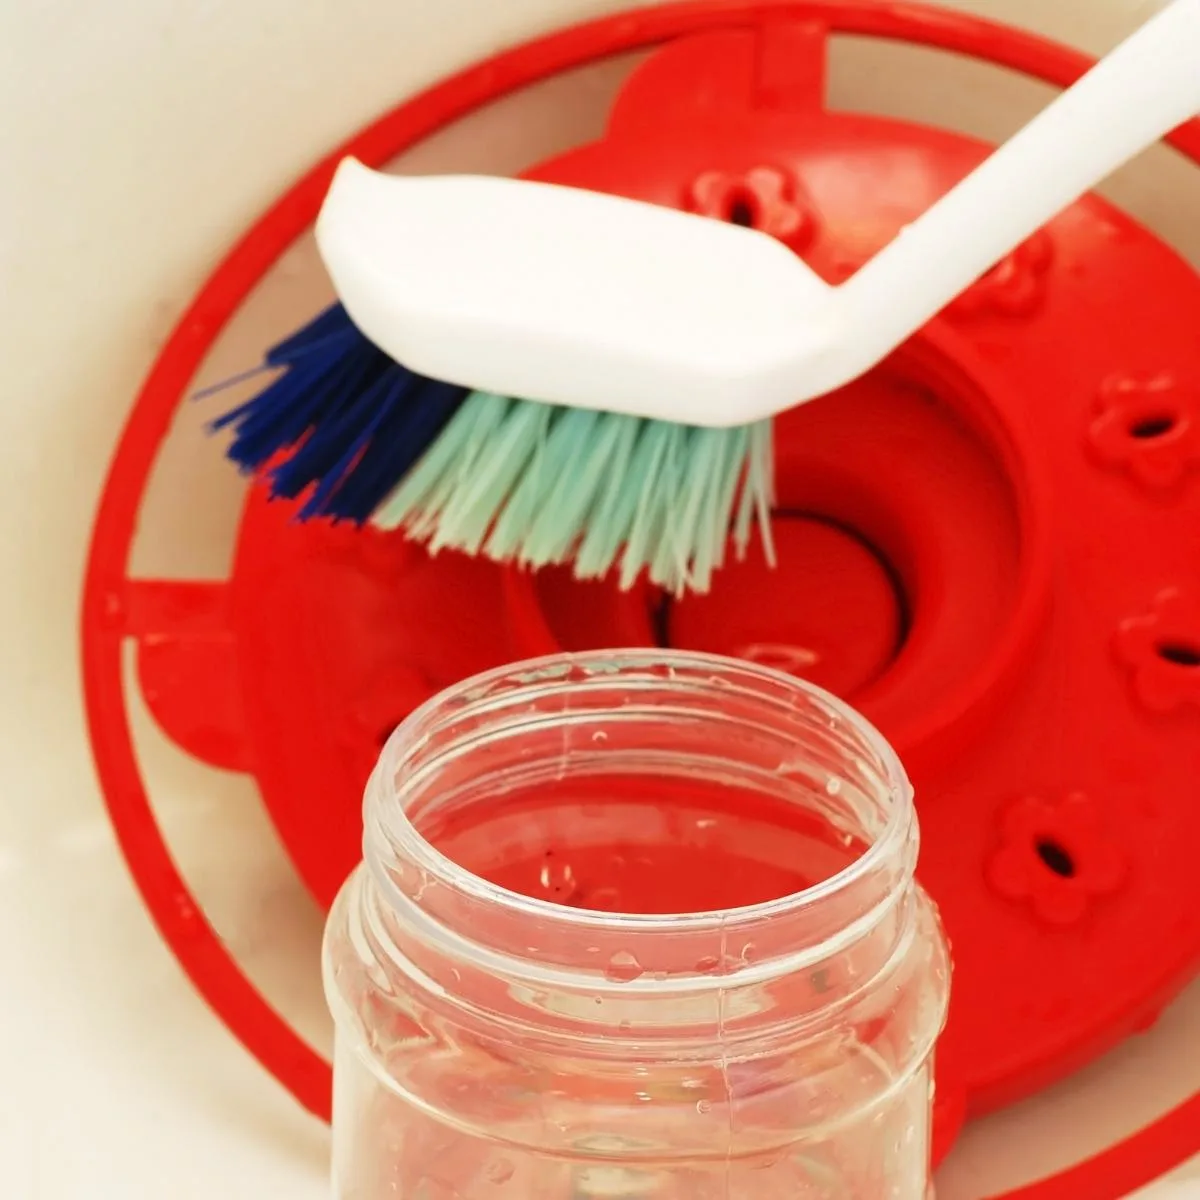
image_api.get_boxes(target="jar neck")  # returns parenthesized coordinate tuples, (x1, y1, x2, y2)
(363, 651, 919, 1040)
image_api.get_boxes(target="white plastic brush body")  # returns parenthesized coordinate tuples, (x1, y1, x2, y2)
(316, 0, 1200, 427)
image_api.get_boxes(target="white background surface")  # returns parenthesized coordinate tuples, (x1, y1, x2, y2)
(2, 0, 1199, 1196)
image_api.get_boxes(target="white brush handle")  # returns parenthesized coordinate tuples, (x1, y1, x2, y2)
(836, 0, 1200, 370)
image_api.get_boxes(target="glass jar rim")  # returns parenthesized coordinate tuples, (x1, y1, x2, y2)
(368, 648, 913, 936)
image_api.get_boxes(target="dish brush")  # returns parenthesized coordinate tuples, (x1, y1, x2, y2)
(214, 0, 1200, 595)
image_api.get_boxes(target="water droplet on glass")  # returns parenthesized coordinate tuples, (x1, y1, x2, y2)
(539, 858, 577, 899)
(825, 777, 843, 795)
(696, 1099, 712, 1115)
(586, 946, 602, 955)
(694, 955, 721, 974)
(605, 950, 644, 983)
(635, 1091, 652, 1102)
(591, 730, 608, 744)
(486, 1160, 515, 1184)
(740, 942, 757, 964)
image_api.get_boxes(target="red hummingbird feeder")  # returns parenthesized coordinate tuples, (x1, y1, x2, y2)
(82, 2, 1200, 1196)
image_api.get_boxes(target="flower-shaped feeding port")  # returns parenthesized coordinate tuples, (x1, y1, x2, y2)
(1113, 588, 1200, 713)
(986, 793, 1126, 926)
(1087, 372, 1200, 491)
(947, 229, 1054, 319)
(687, 165, 815, 250)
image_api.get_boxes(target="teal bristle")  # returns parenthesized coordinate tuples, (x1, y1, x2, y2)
(373, 392, 775, 596)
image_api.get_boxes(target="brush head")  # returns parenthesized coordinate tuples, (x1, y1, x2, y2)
(316, 159, 836, 427)
(213, 303, 774, 595)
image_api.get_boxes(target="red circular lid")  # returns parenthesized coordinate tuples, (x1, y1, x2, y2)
(82, 2, 1200, 1193)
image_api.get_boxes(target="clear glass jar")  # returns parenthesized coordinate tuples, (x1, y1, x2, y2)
(323, 650, 950, 1199)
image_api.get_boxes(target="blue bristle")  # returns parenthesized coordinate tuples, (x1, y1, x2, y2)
(266, 350, 394, 498)
(196, 305, 355, 407)
(286, 366, 414, 514)
(213, 342, 373, 468)
(265, 302, 360, 366)
(213, 301, 469, 520)
(313, 377, 465, 523)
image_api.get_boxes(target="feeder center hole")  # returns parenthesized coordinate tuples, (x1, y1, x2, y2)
(1156, 639, 1200, 668)
(1036, 839, 1075, 879)
(1128, 412, 1178, 440)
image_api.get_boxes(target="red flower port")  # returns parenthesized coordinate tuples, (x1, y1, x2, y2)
(687, 166, 815, 250)
(1113, 588, 1200, 713)
(987, 792, 1126, 926)
(1087, 373, 1200, 490)
(948, 229, 1054, 319)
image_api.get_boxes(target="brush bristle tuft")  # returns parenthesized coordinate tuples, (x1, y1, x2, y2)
(211, 302, 468, 521)
(213, 304, 775, 594)
(373, 395, 775, 596)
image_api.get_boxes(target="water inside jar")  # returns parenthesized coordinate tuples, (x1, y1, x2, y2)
(419, 772, 867, 914)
